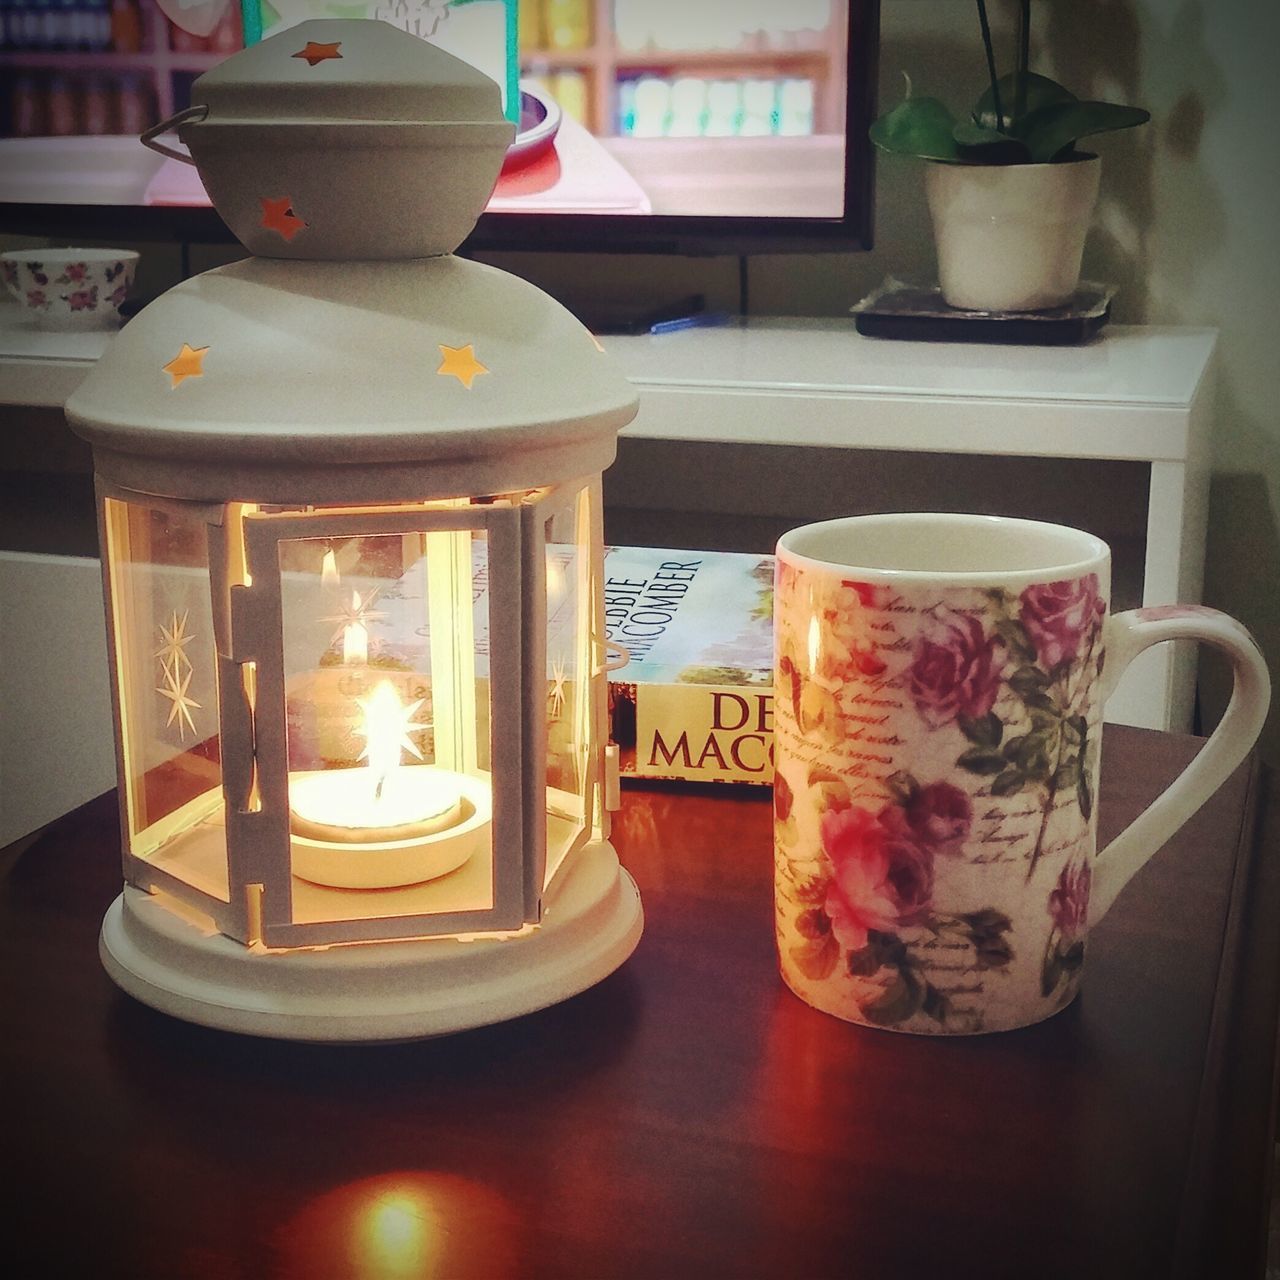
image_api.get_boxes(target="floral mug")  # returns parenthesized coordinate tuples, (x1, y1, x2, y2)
(773, 513, 1269, 1035)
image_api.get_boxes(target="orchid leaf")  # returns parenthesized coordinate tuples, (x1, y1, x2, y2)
(973, 72, 1077, 131)
(1016, 100, 1152, 162)
(869, 95, 963, 162)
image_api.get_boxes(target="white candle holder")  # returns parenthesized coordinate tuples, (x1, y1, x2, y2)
(66, 19, 642, 1042)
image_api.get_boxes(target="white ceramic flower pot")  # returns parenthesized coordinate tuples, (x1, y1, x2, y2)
(925, 155, 1101, 312)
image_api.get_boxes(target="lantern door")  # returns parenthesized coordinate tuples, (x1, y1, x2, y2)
(99, 488, 239, 931)
(232, 501, 527, 947)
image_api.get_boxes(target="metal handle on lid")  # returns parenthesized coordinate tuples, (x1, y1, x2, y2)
(140, 105, 209, 165)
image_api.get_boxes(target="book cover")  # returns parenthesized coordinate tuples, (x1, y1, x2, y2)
(603, 546, 775, 785)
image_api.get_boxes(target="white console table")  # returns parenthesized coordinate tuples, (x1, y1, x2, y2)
(606, 318, 1217, 733)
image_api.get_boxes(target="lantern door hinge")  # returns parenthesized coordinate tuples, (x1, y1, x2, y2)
(604, 743, 621, 812)
(244, 883, 265, 947)
(227, 582, 259, 663)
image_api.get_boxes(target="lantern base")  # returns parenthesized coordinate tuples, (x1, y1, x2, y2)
(99, 839, 642, 1042)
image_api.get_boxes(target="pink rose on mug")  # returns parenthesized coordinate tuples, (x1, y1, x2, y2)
(1019, 574, 1105, 670)
(821, 804, 938, 948)
(908, 606, 1003, 728)
(820, 807, 901, 949)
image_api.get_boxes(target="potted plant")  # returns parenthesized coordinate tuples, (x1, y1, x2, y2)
(870, 0, 1149, 312)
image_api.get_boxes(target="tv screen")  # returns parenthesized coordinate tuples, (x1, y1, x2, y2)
(0, 0, 878, 254)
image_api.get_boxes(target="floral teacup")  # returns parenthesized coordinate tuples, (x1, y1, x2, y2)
(773, 513, 1268, 1035)
(1, 248, 139, 330)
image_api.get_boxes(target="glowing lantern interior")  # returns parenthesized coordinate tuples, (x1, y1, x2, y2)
(101, 482, 599, 946)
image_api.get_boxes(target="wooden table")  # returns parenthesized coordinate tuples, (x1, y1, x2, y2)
(2, 724, 1276, 1280)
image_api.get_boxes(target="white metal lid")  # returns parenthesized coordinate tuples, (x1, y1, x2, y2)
(66, 255, 638, 504)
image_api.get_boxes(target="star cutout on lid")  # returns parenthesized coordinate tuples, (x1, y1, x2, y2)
(293, 40, 342, 66)
(260, 196, 308, 241)
(163, 343, 208, 388)
(437, 343, 489, 390)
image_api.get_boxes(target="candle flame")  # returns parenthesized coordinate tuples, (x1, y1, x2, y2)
(356, 681, 427, 797)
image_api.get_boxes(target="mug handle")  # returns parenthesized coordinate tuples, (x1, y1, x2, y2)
(1091, 606, 1270, 922)
(139, 105, 208, 165)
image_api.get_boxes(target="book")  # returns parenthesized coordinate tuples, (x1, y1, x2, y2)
(603, 545, 775, 785)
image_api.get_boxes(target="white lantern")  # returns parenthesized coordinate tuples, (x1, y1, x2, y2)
(66, 19, 642, 1041)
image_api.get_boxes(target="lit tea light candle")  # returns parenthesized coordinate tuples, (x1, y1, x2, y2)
(289, 679, 460, 843)
(289, 765, 464, 844)
(287, 677, 490, 890)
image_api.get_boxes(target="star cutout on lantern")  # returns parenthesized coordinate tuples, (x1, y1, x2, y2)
(163, 343, 208, 388)
(437, 343, 489, 390)
(157, 661, 201, 741)
(260, 196, 308, 241)
(293, 40, 342, 66)
(155, 610, 195, 672)
(322, 588, 387, 647)
(549, 656, 569, 719)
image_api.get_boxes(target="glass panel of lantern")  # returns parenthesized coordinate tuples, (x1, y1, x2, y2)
(543, 482, 598, 887)
(97, 482, 618, 949)
(101, 494, 228, 905)
(271, 510, 503, 936)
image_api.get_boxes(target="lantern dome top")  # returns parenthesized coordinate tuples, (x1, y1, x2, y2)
(66, 254, 638, 504)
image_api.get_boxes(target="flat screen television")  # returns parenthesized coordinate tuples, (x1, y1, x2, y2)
(0, 0, 879, 255)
